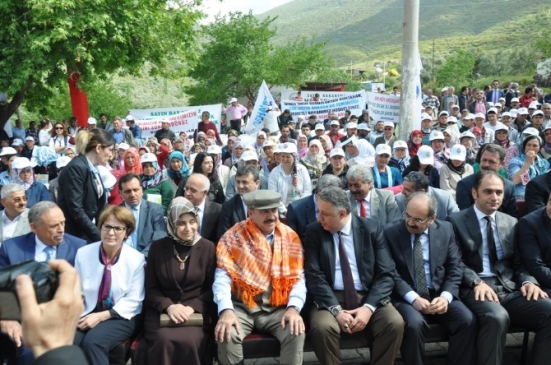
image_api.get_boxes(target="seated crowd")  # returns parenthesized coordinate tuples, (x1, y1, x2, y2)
(2, 83, 551, 365)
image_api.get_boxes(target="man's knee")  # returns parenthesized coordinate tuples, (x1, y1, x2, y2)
(478, 305, 509, 330)
(309, 312, 339, 338)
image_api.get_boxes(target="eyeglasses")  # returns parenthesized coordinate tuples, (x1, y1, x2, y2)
(384, 127, 393, 130)
(403, 212, 431, 224)
(55, 127, 64, 130)
(101, 224, 127, 233)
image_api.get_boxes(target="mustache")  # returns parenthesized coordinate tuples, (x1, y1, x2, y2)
(264, 219, 276, 224)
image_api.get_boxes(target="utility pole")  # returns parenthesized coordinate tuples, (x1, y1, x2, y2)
(398, 0, 420, 140)
(432, 38, 435, 82)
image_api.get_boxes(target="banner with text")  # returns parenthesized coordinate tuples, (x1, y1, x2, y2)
(366, 92, 401, 124)
(246, 80, 278, 135)
(132, 110, 199, 138)
(283, 90, 363, 102)
(280, 91, 367, 121)
(129, 104, 223, 133)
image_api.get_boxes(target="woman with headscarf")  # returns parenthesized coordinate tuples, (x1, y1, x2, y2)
(259, 140, 277, 179)
(136, 197, 215, 365)
(300, 139, 328, 188)
(296, 134, 308, 159)
(372, 144, 403, 189)
(459, 131, 479, 166)
(443, 127, 459, 150)
(10, 157, 51, 208)
(140, 153, 174, 215)
(167, 151, 191, 195)
(508, 135, 549, 199)
(388, 140, 410, 174)
(402, 145, 440, 188)
(346, 138, 375, 167)
(146, 138, 170, 169)
(268, 142, 311, 216)
(207, 145, 230, 192)
(493, 123, 514, 150)
(439, 144, 474, 199)
(124, 147, 143, 174)
(223, 140, 244, 168)
(408, 130, 424, 157)
(319, 134, 333, 158)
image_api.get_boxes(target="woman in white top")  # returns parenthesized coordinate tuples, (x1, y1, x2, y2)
(74, 205, 145, 365)
(49, 122, 70, 156)
(38, 119, 53, 146)
(207, 144, 230, 192)
(268, 142, 311, 215)
(439, 144, 474, 199)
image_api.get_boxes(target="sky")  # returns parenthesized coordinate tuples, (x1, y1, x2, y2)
(201, 0, 294, 22)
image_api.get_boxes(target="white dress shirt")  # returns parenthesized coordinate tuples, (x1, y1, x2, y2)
(2, 211, 23, 242)
(357, 190, 372, 217)
(34, 236, 57, 262)
(473, 206, 503, 278)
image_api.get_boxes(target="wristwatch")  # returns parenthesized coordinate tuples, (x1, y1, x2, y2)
(328, 305, 343, 317)
(471, 279, 485, 288)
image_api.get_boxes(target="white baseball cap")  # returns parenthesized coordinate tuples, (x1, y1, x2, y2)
(438, 111, 449, 117)
(532, 110, 544, 117)
(501, 112, 511, 117)
(459, 131, 475, 140)
(240, 150, 258, 162)
(330, 120, 340, 126)
(447, 116, 457, 124)
(475, 113, 486, 119)
(529, 101, 541, 109)
(421, 113, 432, 121)
(207, 145, 222, 155)
(117, 142, 130, 151)
(262, 140, 276, 148)
(393, 140, 408, 149)
(25, 136, 35, 142)
(11, 157, 34, 169)
(315, 124, 325, 131)
(345, 122, 358, 130)
(0, 147, 18, 156)
(494, 123, 509, 132)
(278, 142, 297, 154)
(358, 123, 370, 131)
(429, 131, 445, 141)
(230, 97, 238, 103)
(11, 139, 23, 147)
(417, 146, 434, 165)
(511, 97, 520, 103)
(329, 148, 345, 158)
(140, 153, 157, 164)
(522, 127, 540, 137)
(383, 121, 394, 128)
(87, 117, 97, 125)
(518, 108, 529, 115)
(449, 145, 466, 162)
(375, 144, 391, 156)
(487, 107, 498, 114)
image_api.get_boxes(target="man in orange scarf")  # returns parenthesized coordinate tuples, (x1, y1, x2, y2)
(214, 190, 306, 365)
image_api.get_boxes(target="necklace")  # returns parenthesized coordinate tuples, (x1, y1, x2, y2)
(173, 246, 191, 271)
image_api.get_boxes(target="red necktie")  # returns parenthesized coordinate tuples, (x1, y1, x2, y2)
(359, 200, 367, 218)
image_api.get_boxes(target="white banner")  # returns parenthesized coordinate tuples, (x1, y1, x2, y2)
(283, 90, 365, 102)
(280, 91, 367, 121)
(132, 110, 199, 138)
(366, 92, 401, 124)
(129, 104, 223, 133)
(246, 80, 278, 135)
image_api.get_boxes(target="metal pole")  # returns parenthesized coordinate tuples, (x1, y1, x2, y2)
(432, 38, 435, 82)
(398, 0, 420, 140)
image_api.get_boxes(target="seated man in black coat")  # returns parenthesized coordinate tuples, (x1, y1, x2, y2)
(525, 170, 551, 212)
(455, 144, 518, 217)
(286, 174, 342, 241)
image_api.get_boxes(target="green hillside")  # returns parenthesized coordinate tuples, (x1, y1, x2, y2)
(262, 0, 551, 68)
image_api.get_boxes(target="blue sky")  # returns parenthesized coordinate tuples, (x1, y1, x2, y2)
(201, 0, 293, 21)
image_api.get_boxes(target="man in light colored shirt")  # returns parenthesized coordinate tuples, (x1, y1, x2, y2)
(214, 190, 306, 365)
(225, 97, 247, 132)
(0, 184, 31, 245)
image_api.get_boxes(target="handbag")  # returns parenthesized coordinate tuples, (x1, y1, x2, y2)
(160, 312, 203, 327)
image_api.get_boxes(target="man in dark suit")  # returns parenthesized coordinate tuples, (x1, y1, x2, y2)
(394, 171, 459, 220)
(304, 186, 404, 365)
(0, 201, 86, 365)
(455, 144, 518, 217)
(525, 170, 551, 212)
(286, 174, 342, 241)
(384, 193, 475, 365)
(448, 171, 551, 365)
(118, 173, 166, 256)
(217, 165, 259, 241)
(184, 173, 221, 243)
(519, 192, 551, 294)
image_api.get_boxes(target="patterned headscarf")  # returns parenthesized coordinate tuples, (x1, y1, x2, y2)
(167, 151, 190, 184)
(167, 197, 201, 246)
(141, 160, 164, 189)
(11, 166, 34, 190)
(124, 147, 143, 174)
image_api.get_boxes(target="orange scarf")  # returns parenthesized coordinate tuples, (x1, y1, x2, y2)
(217, 218, 303, 308)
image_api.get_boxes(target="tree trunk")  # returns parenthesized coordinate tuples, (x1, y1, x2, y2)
(0, 89, 26, 129)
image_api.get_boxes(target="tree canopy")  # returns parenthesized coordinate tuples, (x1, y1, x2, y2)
(0, 0, 203, 125)
(187, 12, 339, 105)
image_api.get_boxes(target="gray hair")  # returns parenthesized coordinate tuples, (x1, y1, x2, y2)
(29, 201, 60, 225)
(406, 192, 438, 218)
(1, 183, 24, 199)
(317, 187, 351, 215)
(315, 174, 342, 193)
(346, 164, 373, 184)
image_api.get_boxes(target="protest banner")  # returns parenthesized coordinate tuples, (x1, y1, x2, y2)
(280, 91, 367, 121)
(283, 90, 363, 102)
(366, 92, 401, 124)
(246, 80, 278, 135)
(129, 104, 223, 132)
(133, 109, 199, 138)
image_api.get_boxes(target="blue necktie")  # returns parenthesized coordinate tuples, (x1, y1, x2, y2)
(132, 207, 139, 249)
(44, 246, 56, 261)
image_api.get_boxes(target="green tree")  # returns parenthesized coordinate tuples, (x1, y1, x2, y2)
(0, 0, 202, 126)
(435, 50, 476, 87)
(187, 12, 336, 104)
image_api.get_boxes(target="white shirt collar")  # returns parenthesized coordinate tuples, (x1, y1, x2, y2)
(338, 215, 353, 235)
(35, 235, 56, 252)
(196, 199, 206, 212)
(473, 205, 497, 221)
(3, 210, 22, 224)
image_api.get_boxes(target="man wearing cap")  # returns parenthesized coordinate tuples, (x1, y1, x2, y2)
(385, 192, 475, 365)
(87, 117, 98, 130)
(455, 144, 518, 217)
(512, 107, 530, 133)
(225, 98, 247, 132)
(483, 108, 500, 131)
(450, 105, 462, 122)
(214, 190, 306, 365)
(460, 113, 475, 133)
(542, 103, 551, 125)
(21, 136, 35, 161)
(420, 114, 434, 145)
(441, 87, 459, 113)
(312, 123, 326, 141)
(11, 139, 23, 155)
(12, 119, 26, 142)
(304, 186, 404, 364)
(529, 110, 545, 137)
(110, 117, 135, 146)
(287, 174, 342, 242)
(373, 122, 396, 148)
(322, 148, 349, 189)
(469, 89, 491, 114)
(369, 121, 385, 145)
(326, 120, 345, 146)
(0, 183, 31, 243)
(154, 119, 176, 143)
(433, 111, 449, 133)
(346, 164, 401, 225)
(357, 122, 371, 141)
(225, 155, 269, 201)
(473, 113, 495, 146)
(125, 115, 143, 143)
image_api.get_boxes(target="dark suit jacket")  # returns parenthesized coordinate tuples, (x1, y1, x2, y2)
(120, 200, 166, 257)
(57, 154, 106, 242)
(519, 207, 551, 288)
(383, 219, 463, 299)
(217, 194, 247, 241)
(525, 171, 551, 212)
(286, 195, 317, 241)
(0, 232, 86, 268)
(201, 199, 222, 244)
(33, 346, 88, 365)
(303, 215, 395, 309)
(143, 236, 216, 334)
(455, 172, 518, 217)
(447, 207, 536, 293)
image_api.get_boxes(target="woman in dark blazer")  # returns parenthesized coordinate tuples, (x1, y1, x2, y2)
(136, 196, 216, 365)
(57, 129, 115, 242)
